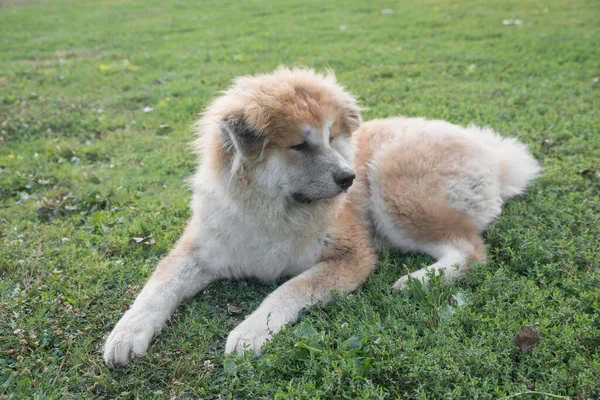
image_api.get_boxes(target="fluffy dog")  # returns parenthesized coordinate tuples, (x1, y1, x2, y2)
(103, 68, 539, 365)
(103, 68, 374, 364)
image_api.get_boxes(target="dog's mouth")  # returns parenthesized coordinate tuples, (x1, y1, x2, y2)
(292, 193, 314, 204)
(291, 189, 348, 205)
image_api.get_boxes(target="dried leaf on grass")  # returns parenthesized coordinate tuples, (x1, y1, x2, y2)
(227, 304, 243, 316)
(577, 169, 600, 179)
(129, 235, 155, 245)
(513, 325, 540, 354)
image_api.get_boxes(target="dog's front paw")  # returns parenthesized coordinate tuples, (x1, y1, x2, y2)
(103, 313, 156, 366)
(225, 320, 272, 356)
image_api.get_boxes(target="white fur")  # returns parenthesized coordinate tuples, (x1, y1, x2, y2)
(464, 125, 541, 199)
(303, 125, 322, 146)
(392, 245, 466, 290)
(323, 119, 334, 144)
(444, 162, 503, 231)
(194, 151, 341, 281)
(103, 253, 212, 364)
(225, 284, 301, 354)
(334, 135, 354, 165)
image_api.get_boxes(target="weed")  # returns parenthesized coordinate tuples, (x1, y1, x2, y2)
(404, 269, 472, 330)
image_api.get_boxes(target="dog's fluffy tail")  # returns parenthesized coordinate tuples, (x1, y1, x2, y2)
(467, 125, 541, 200)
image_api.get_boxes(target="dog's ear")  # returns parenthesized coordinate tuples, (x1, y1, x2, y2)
(345, 103, 362, 133)
(220, 117, 265, 158)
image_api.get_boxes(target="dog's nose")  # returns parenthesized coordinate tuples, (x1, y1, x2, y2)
(333, 170, 356, 190)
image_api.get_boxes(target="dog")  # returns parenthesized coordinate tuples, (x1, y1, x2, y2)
(103, 67, 373, 364)
(103, 68, 539, 365)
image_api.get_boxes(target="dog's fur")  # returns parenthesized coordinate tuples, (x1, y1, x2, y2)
(353, 117, 540, 289)
(103, 68, 540, 365)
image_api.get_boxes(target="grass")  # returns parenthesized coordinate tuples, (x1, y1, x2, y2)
(1, 0, 599, 398)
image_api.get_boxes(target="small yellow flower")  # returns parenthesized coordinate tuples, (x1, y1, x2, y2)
(156, 97, 171, 108)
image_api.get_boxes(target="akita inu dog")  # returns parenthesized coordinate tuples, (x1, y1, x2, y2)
(103, 68, 539, 365)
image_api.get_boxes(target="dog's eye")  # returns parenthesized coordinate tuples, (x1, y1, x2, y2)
(290, 141, 310, 152)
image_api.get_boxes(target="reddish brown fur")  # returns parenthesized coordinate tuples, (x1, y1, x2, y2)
(194, 68, 361, 175)
(151, 220, 199, 283)
(290, 200, 377, 296)
(352, 120, 487, 263)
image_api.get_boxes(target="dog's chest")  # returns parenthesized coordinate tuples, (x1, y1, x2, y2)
(198, 208, 327, 281)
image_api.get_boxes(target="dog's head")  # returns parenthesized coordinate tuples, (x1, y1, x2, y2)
(198, 67, 362, 205)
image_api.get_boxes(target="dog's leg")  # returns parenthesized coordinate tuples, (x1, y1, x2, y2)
(103, 226, 213, 365)
(392, 236, 485, 291)
(225, 206, 377, 355)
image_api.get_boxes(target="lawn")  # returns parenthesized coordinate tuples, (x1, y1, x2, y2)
(1, 0, 599, 398)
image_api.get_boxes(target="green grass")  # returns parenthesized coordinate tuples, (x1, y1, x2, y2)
(1, 0, 599, 398)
